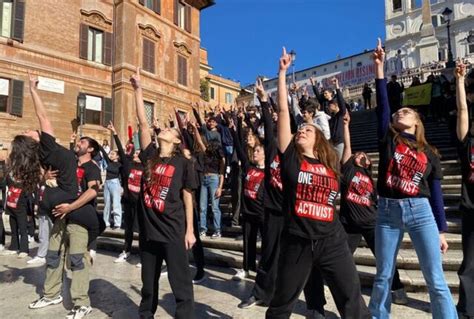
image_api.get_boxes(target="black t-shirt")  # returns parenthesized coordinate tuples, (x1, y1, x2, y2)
(458, 135, 474, 211)
(76, 160, 102, 207)
(340, 158, 377, 230)
(5, 176, 30, 214)
(200, 148, 224, 175)
(242, 165, 265, 222)
(377, 131, 442, 199)
(138, 144, 197, 243)
(281, 141, 342, 239)
(264, 140, 283, 214)
(106, 161, 122, 180)
(39, 132, 78, 197)
(127, 162, 144, 203)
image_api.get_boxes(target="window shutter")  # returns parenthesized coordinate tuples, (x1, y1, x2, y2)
(183, 58, 188, 86)
(12, 0, 26, 42)
(174, 0, 179, 25)
(149, 40, 155, 74)
(104, 32, 112, 66)
(184, 5, 191, 33)
(79, 24, 89, 60)
(153, 0, 161, 14)
(10, 80, 24, 117)
(103, 97, 113, 127)
(142, 39, 148, 72)
(139, 0, 145, 5)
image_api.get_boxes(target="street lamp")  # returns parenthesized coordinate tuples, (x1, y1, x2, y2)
(77, 92, 86, 137)
(289, 50, 296, 83)
(442, 7, 455, 68)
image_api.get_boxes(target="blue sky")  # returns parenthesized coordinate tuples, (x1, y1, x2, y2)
(201, 0, 386, 86)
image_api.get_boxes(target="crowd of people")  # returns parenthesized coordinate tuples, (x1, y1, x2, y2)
(0, 38, 472, 319)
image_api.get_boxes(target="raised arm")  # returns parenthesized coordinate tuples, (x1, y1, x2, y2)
(28, 72, 54, 136)
(130, 67, 152, 149)
(256, 78, 275, 147)
(334, 78, 347, 115)
(455, 62, 468, 141)
(108, 121, 126, 162)
(277, 47, 293, 153)
(189, 121, 206, 152)
(342, 112, 352, 165)
(373, 38, 390, 139)
(229, 119, 249, 170)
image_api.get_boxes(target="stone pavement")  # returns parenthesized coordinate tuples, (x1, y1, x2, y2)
(0, 243, 451, 318)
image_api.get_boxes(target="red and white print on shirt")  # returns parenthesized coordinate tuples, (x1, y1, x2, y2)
(468, 145, 474, 183)
(386, 144, 428, 196)
(295, 161, 339, 222)
(6, 185, 22, 209)
(346, 171, 373, 207)
(144, 163, 175, 213)
(128, 168, 143, 194)
(244, 168, 265, 199)
(76, 167, 85, 196)
(269, 155, 283, 191)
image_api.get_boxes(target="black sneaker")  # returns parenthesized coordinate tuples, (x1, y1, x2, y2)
(238, 295, 263, 309)
(192, 270, 206, 284)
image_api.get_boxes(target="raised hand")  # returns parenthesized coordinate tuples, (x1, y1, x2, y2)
(343, 112, 351, 126)
(332, 77, 340, 89)
(454, 61, 466, 79)
(28, 71, 39, 91)
(279, 47, 292, 72)
(130, 67, 141, 90)
(107, 121, 117, 134)
(373, 38, 385, 66)
(309, 76, 316, 86)
(255, 77, 268, 101)
(70, 132, 77, 142)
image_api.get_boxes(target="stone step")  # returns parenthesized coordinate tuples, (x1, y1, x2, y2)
(94, 237, 459, 293)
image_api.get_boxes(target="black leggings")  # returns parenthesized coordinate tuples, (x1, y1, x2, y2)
(139, 239, 195, 319)
(9, 210, 28, 253)
(266, 230, 370, 319)
(243, 218, 264, 272)
(123, 200, 139, 253)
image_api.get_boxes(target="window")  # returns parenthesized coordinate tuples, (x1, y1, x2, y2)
(79, 24, 112, 65)
(323, 67, 327, 72)
(335, 65, 338, 69)
(210, 87, 215, 100)
(356, 62, 363, 67)
(88, 27, 103, 63)
(432, 15, 446, 27)
(140, 0, 160, 14)
(142, 38, 155, 73)
(302, 73, 306, 78)
(344, 61, 349, 67)
(144, 101, 154, 126)
(225, 93, 233, 104)
(438, 48, 447, 61)
(0, 0, 24, 41)
(174, 0, 191, 32)
(84, 94, 113, 126)
(413, 0, 422, 9)
(313, 71, 317, 75)
(177, 55, 187, 86)
(469, 44, 474, 55)
(0, 77, 23, 116)
(393, 0, 402, 11)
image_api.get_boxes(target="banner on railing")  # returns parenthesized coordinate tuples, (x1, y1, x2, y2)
(403, 83, 432, 106)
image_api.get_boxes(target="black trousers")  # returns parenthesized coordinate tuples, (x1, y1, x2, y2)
(9, 211, 28, 253)
(230, 163, 242, 225)
(139, 239, 194, 319)
(254, 210, 324, 312)
(345, 226, 404, 291)
(458, 211, 474, 317)
(363, 97, 371, 109)
(192, 207, 205, 273)
(243, 218, 264, 272)
(266, 230, 370, 319)
(123, 200, 139, 253)
(0, 210, 5, 246)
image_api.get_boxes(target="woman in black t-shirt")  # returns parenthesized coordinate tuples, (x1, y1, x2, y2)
(131, 68, 197, 319)
(265, 48, 370, 319)
(2, 136, 41, 257)
(369, 39, 456, 319)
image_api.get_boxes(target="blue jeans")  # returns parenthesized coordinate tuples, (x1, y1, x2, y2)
(199, 174, 221, 233)
(103, 178, 123, 228)
(369, 197, 457, 319)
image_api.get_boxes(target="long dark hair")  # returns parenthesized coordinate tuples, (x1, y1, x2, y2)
(8, 135, 41, 193)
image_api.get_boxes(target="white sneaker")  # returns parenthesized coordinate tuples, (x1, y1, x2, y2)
(0, 249, 17, 256)
(0, 244, 4, 252)
(18, 252, 28, 259)
(89, 249, 96, 265)
(27, 256, 46, 265)
(66, 305, 92, 319)
(136, 262, 142, 268)
(114, 251, 130, 263)
(28, 235, 35, 243)
(29, 295, 63, 309)
(232, 269, 249, 281)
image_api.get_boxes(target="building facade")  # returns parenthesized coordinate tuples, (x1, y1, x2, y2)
(384, 0, 474, 74)
(0, 0, 213, 150)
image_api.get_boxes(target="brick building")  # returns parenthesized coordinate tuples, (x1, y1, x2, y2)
(0, 0, 214, 152)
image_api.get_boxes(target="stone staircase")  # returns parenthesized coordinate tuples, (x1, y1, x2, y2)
(96, 109, 463, 293)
